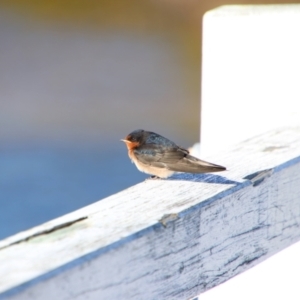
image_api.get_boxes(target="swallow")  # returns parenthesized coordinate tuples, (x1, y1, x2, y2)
(121, 129, 226, 178)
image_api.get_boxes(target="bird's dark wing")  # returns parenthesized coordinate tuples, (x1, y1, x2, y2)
(167, 153, 226, 173)
(134, 144, 226, 173)
(133, 144, 188, 168)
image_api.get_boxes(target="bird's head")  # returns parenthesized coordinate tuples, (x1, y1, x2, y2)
(121, 129, 146, 150)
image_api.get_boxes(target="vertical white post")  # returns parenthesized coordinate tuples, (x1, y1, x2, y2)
(201, 4, 300, 156)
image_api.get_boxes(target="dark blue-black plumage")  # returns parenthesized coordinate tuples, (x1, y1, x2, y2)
(121, 129, 226, 178)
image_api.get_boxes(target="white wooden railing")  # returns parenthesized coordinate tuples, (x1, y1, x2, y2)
(1, 4, 300, 300)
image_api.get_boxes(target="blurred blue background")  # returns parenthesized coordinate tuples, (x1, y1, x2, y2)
(0, 0, 289, 239)
(0, 0, 201, 239)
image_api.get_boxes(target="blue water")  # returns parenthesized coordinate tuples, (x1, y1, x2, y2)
(0, 144, 147, 239)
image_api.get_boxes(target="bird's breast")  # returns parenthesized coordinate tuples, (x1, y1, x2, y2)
(128, 149, 174, 178)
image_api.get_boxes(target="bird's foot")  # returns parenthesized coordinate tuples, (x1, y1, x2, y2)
(146, 175, 161, 180)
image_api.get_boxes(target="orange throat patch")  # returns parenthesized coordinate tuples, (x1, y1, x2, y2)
(122, 140, 140, 151)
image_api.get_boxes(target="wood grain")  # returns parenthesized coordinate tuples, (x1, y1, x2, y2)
(0, 125, 300, 300)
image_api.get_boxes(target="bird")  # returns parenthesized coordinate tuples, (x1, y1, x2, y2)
(121, 129, 226, 178)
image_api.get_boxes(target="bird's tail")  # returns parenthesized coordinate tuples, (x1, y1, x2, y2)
(168, 155, 226, 174)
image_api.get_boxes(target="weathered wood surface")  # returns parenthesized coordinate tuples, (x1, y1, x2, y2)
(200, 239, 300, 299)
(0, 126, 300, 300)
(199, 5, 300, 298)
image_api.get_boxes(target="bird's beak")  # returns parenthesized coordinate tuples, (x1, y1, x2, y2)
(120, 139, 131, 143)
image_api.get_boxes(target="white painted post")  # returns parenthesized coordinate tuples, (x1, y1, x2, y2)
(201, 4, 300, 156)
(199, 5, 300, 299)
